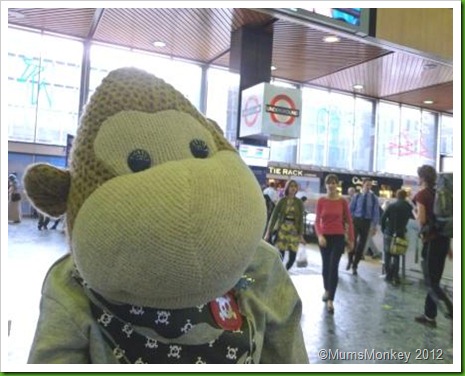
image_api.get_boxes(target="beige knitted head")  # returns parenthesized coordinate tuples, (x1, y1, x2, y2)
(23, 67, 266, 309)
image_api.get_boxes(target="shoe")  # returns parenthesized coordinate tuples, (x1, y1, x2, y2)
(322, 292, 329, 302)
(443, 298, 453, 319)
(346, 261, 351, 271)
(415, 315, 437, 328)
(327, 301, 334, 314)
(352, 268, 358, 276)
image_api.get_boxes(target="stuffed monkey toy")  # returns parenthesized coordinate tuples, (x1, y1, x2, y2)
(24, 67, 308, 364)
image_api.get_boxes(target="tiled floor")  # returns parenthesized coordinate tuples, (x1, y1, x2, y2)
(6, 218, 456, 369)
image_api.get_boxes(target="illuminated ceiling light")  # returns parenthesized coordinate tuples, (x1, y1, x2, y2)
(423, 100, 434, 104)
(423, 62, 438, 71)
(323, 35, 340, 43)
(8, 10, 25, 19)
(353, 84, 364, 90)
(152, 41, 166, 47)
(271, 65, 277, 71)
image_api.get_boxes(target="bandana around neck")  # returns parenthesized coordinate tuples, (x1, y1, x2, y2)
(72, 267, 257, 364)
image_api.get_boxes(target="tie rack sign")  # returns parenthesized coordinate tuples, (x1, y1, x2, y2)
(240, 83, 302, 140)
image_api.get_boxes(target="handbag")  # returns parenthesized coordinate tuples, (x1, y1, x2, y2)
(11, 192, 21, 202)
(390, 235, 408, 256)
(296, 244, 308, 268)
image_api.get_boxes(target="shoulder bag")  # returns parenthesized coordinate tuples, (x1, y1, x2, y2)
(390, 235, 408, 256)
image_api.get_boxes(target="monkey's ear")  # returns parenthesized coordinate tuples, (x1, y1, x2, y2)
(23, 163, 70, 218)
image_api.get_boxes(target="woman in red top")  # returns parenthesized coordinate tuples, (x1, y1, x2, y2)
(315, 174, 354, 314)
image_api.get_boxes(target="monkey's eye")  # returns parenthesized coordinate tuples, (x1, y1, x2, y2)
(190, 139, 209, 159)
(127, 149, 152, 172)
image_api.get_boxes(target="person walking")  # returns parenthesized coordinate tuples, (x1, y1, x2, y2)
(263, 181, 279, 204)
(347, 187, 356, 202)
(264, 180, 305, 270)
(315, 174, 354, 314)
(37, 213, 62, 231)
(380, 189, 414, 285)
(347, 178, 380, 275)
(8, 173, 22, 223)
(413, 165, 453, 327)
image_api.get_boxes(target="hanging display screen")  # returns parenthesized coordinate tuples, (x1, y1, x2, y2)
(269, 8, 375, 37)
(298, 8, 362, 26)
(239, 144, 270, 167)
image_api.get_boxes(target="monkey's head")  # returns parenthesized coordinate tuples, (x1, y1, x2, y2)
(23, 68, 266, 309)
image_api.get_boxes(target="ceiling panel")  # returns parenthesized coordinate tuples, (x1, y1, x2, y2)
(8, 8, 95, 38)
(382, 82, 453, 113)
(309, 52, 453, 97)
(93, 8, 273, 63)
(7, 7, 454, 114)
(270, 19, 392, 83)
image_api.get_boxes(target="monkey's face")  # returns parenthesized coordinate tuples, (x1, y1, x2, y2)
(71, 109, 266, 309)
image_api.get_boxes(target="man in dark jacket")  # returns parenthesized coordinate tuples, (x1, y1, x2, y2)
(380, 189, 414, 284)
(348, 178, 380, 275)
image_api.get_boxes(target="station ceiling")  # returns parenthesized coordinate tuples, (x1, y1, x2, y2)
(8, 7, 453, 114)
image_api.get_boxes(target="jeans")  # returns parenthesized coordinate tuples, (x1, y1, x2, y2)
(38, 214, 50, 230)
(421, 236, 452, 319)
(319, 235, 344, 301)
(349, 217, 371, 270)
(383, 234, 400, 281)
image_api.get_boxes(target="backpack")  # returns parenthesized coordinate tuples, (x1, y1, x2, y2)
(433, 173, 453, 238)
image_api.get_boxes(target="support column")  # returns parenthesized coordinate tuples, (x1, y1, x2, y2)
(78, 40, 91, 120)
(229, 26, 273, 147)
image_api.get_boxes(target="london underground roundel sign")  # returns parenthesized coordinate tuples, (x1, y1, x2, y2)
(242, 95, 261, 127)
(266, 94, 300, 127)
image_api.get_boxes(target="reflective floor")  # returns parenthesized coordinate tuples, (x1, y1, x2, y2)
(6, 218, 456, 368)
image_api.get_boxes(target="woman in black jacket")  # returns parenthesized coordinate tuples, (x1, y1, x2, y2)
(380, 189, 414, 284)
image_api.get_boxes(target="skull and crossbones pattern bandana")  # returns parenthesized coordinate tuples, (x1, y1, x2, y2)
(73, 268, 257, 364)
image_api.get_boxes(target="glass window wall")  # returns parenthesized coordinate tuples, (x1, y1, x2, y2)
(7, 27, 449, 175)
(376, 102, 438, 175)
(205, 67, 240, 141)
(7, 28, 82, 145)
(88, 44, 202, 110)
(327, 92, 355, 168)
(419, 110, 438, 166)
(375, 102, 401, 173)
(353, 97, 375, 170)
(440, 114, 453, 156)
(299, 87, 330, 166)
(299, 89, 372, 170)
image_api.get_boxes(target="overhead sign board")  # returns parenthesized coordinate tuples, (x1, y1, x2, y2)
(240, 83, 302, 140)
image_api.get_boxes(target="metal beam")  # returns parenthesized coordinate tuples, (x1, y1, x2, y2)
(78, 9, 105, 118)
(87, 8, 105, 40)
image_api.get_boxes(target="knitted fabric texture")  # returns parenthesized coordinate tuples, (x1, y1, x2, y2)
(67, 67, 235, 234)
(23, 67, 267, 309)
(23, 163, 70, 218)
